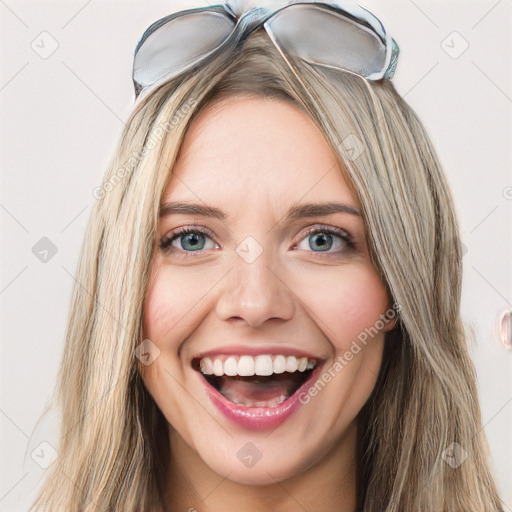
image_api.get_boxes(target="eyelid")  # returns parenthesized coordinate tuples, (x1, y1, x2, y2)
(160, 224, 216, 243)
(292, 224, 355, 252)
(295, 223, 351, 241)
(159, 222, 355, 257)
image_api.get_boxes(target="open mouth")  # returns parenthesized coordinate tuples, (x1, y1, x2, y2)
(193, 355, 317, 408)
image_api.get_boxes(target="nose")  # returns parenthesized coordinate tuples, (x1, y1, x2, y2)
(215, 245, 296, 328)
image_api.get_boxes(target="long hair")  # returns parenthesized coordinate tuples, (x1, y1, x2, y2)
(30, 28, 503, 511)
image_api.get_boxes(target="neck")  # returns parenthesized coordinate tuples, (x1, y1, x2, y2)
(162, 422, 359, 512)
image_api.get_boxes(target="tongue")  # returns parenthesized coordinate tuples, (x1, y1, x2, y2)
(218, 375, 295, 407)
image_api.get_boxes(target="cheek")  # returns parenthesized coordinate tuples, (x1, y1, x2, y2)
(141, 264, 208, 419)
(299, 263, 390, 348)
(143, 264, 207, 343)
(143, 284, 178, 342)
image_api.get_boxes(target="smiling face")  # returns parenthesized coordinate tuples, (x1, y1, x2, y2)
(141, 96, 396, 491)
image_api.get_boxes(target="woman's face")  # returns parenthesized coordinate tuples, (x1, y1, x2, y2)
(142, 96, 396, 486)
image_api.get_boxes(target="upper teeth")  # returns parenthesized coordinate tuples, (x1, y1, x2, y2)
(199, 355, 315, 377)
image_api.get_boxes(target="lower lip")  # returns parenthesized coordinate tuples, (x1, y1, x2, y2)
(199, 364, 323, 431)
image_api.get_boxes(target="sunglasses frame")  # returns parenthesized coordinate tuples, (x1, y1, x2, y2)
(132, 1, 399, 100)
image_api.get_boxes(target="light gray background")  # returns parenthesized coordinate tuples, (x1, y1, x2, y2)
(1, 0, 511, 510)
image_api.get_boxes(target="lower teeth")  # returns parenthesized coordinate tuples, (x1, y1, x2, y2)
(222, 390, 289, 407)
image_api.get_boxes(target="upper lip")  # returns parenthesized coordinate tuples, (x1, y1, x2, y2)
(191, 344, 325, 362)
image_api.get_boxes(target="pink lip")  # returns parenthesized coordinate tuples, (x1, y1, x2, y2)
(197, 362, 324, 431)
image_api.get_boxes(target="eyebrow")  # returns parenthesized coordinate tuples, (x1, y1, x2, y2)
(159, 201, 360, 221)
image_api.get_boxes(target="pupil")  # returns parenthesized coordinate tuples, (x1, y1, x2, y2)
(310, 232, 332, 252)
(183, 233, 204, 251)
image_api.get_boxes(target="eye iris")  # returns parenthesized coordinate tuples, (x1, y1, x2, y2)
(182, 232, 205, 251)
(309, 232, 333, 252)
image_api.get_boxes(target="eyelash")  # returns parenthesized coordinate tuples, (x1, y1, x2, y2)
(158, 224, 355, 259)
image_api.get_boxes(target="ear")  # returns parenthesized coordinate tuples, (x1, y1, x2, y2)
(381, 300, 400, 332)
(382, 316, 397, 332)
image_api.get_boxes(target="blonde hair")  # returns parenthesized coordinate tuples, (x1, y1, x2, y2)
(30, 29, 503, 511)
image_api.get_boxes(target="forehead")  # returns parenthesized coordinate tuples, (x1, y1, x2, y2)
(163, 96, 357, 210)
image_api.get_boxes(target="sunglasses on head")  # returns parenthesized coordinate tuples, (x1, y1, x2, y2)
(132, 0, 400, 101)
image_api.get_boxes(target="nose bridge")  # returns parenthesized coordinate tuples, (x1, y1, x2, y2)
(227, 0, 284, 18)
(215, 236, 295, 326)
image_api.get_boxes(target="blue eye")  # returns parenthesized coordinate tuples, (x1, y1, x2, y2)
(159, 227, 217, 254)
(159, 225, 354, 258)
(294, 227, 353, 254)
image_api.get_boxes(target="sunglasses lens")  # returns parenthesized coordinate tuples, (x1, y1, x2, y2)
(265, 4, 387, 78)
(134, 11, 236, 92)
